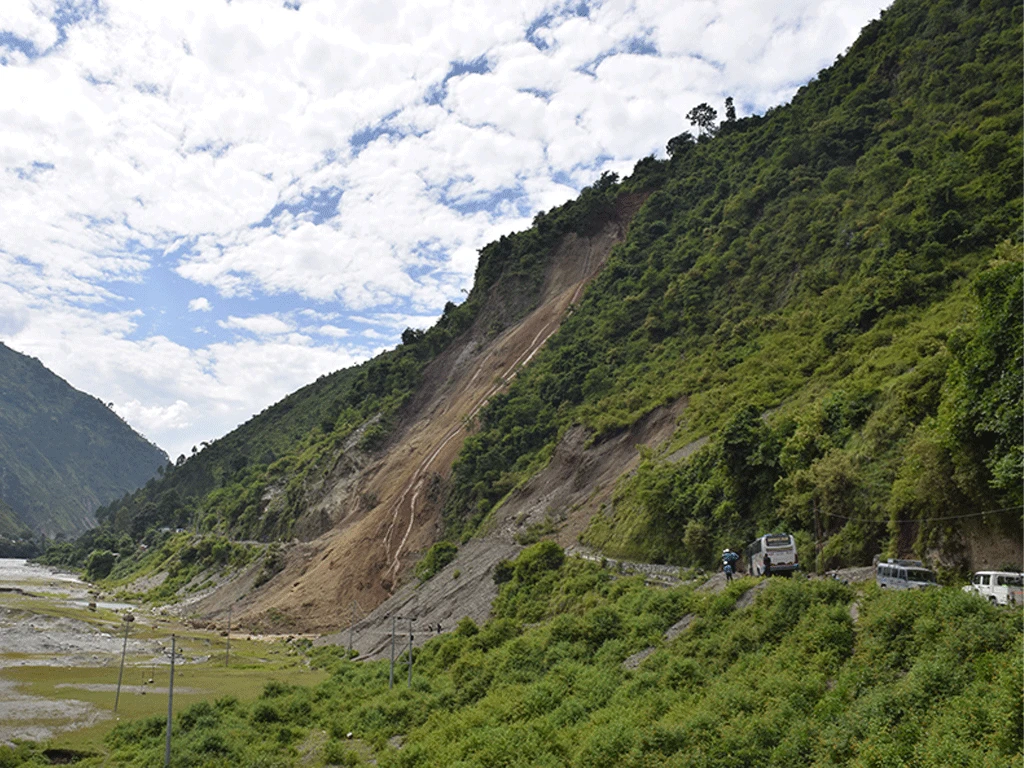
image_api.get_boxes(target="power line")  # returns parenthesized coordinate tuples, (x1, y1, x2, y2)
(817, 505, 1022, 524)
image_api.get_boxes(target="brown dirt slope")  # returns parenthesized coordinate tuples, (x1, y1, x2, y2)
(316, 398, 685, 659)
(188, 194, 646, 634)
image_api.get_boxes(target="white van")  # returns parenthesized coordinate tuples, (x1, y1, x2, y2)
(962, 571, 1023, 606)
(875, 559, 937, 590)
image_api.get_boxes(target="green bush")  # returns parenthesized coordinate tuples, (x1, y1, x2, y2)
(414, 541, 458, 581)
(84, 549, 116, 580)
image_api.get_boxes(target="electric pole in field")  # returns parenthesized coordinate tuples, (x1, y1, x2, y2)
(347, 599, 364, 657)
(388, 614, 396, 689)
(225, 605, 231, 667)
(165, 635, 176, 768)
(114, 613, 134, 713)
(407, 617, 413, 688)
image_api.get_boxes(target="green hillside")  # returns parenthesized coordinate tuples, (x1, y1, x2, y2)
(9, 544, 1019, 767)
(444, 0, 1023, 567)
(43, 0, 1021, 575)
(0, 495, 39, 557)
(0, 343, 169, 537)
(40, 174, 622, 563)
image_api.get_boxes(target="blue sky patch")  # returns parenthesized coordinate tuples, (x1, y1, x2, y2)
(438, 183, 527, 217)
(0, 32, 39, 62)
(251, 186, 344, 229)
(424, 56, 491, 106)
(349, 111, 405, 154)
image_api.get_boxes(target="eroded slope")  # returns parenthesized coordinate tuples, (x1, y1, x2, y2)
(192, 197, 645, 632)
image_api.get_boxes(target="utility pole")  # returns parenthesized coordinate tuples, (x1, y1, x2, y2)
(406, 617, 413, 688)
(114, 614, 134, 713)
(225, 606, 231, 667)
(813, 499, 822, 574)
(348, 601, 357, 656)
(165, 635, 176, 768)
(346, 600, 364, 658)
(388, 614, 396, 690)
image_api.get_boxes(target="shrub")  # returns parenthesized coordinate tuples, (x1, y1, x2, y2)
(324, 739, 360, 766)
(414, 541, 458, 581)
(84, 549, 117, 580)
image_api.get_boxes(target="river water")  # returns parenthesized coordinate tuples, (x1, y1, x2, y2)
(0, 557, 87, 592)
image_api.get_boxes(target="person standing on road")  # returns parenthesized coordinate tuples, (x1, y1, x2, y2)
(722, 549, 739, 582)
(763, 553, 772, 577)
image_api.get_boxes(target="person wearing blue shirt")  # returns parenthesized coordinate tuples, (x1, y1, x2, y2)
(722, 549, 739, 581)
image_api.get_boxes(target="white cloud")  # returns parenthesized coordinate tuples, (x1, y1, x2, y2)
(116, 399, 192, 435)
(0, 299, 369, 457)
(218, 314, 294, 336)
(317, 325, 349, 338)
(0, 1, 60, 54)
(0, 0, 892, 457)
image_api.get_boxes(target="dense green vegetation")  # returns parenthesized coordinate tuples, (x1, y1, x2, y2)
(0, 497, 42, 557)
(0, 342, 168, 538)
(444, 0, 1023, 565)
(6, 543, 1019, 766)
(40, 529, 260, 604)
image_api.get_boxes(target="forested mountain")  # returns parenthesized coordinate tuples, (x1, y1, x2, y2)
(0, 342, 168, 538)
(447, 0, 1023, 570)
(50, 0, 1020, 624)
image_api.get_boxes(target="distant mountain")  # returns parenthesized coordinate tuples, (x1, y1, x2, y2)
(0, 342, 168, 537)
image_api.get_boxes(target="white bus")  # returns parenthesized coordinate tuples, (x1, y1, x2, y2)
(875, 559, 937, 590)
(962, 571, 1023, 606)
(745, 533, 799, 576)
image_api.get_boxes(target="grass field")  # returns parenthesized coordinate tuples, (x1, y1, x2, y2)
(0, 589, 326, 758)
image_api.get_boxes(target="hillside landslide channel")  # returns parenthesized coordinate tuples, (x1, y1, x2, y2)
(187, 195, 653, 636)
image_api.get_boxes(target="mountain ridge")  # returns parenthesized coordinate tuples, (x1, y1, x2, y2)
(0, 342, 169, 537)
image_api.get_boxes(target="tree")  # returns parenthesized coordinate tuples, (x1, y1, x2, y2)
(940, 246, 1023, 505)
(401, 327, 425, 345)
(593, 170, 619, 192)
(84, 549, 116, 580)
(666, 131, 695, 158)
(686, 103, 718, 138)
(724, 96, 737, 121)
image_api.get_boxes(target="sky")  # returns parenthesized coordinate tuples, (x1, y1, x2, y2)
(0, 0, 891, 461)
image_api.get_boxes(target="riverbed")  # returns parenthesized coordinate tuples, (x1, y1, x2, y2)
(0, 558, 324, 747)
(0, 558, 147, 741)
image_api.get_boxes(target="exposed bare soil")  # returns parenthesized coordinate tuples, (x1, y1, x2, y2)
(497, 398, 687, 549)
(190, 195, 649, 634)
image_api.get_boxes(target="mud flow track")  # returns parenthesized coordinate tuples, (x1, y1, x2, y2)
(218, 203, 645, 633)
